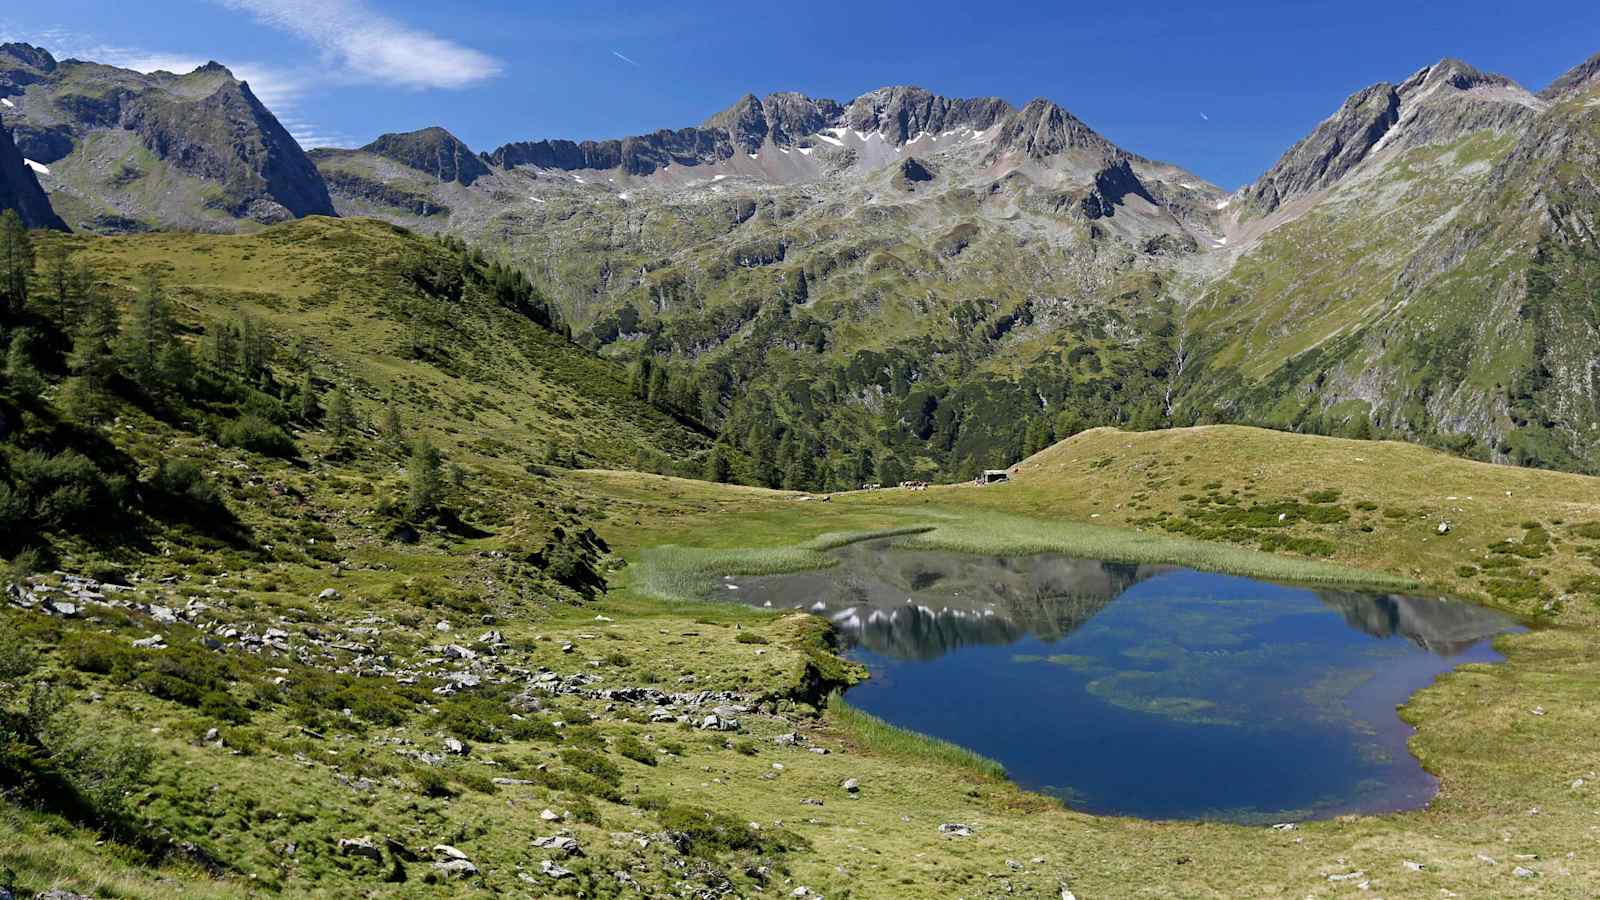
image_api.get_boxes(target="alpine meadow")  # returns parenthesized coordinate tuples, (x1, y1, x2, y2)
(3, 8, 1600, 898)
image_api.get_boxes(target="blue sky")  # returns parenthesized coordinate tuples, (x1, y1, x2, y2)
(3, 0, 1596, 187)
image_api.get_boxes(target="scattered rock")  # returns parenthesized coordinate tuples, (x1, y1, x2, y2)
(1531, 706, 1547, 716)
(433, 844, 469, 861)
(1271, 823, 1296, 831)
(1403, 860, 1425, 872)
(433, 858, 478, 878)
(1513, 866, 1537, 879)
(540, 808, 563, 821)
(338, 836, 384, 861)
(1437, 521, 1452, 534)
(132, 635, 166, 649)
(841, 777, 860, 793)
(938, 823, 973, 836)
(540, 859, 572, 879)
(443, 738, 467, 755)
(1328, 870, 1365, 882)
(533, 835, 583, 857)
(319, 588, 341, 600)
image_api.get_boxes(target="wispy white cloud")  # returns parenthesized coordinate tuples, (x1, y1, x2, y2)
(612, 50, 640, 67)
(214, 0, 502, 90)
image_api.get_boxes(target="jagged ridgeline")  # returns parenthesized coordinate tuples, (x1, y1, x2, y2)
(5, 40, 1600, 480)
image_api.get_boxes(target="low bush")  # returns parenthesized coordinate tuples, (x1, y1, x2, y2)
(560, 748, 623, 787)
(218, 414, 296, 457)
(614, 734, 656, 766)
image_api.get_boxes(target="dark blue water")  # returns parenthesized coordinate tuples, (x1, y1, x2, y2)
(723, 542, 1518, 823)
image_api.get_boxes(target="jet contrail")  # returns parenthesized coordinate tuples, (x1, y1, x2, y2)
(613, 50, 640, 67)
(1200, 111, 1210, 121)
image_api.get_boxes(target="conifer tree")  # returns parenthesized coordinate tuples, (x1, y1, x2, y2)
(0, 210, 32, 314)
(5, 330, 44, 400)
(407, 439, 444, 518)
(69, 284, 120, 397)
(381, 404, 404, 445)
(118, 267, 176, 393)
(43, 240, 75, 328)
(326, 386, 356, 441)
(298, 369, 320, 423)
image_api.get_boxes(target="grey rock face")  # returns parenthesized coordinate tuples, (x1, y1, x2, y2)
(1540, 51, 1600, 101)
(988, 98, 1116, 162)
(1240, 82, 1401, 217)
(1241, 58, 1539, 218)
(0, 46, 334, 230)
(842, 86, 1011, 144)
(361, 127, 490, 186)
(0, 112, 64, 229)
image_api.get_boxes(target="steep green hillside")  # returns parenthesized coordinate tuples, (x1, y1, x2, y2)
(1183, 63, 1600, 473)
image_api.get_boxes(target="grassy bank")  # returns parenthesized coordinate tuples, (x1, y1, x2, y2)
(826, 690, 1008, 782)
(629, 505, 1416, 604)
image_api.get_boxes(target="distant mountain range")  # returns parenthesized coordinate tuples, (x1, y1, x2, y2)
(3, 40, 1599, 476)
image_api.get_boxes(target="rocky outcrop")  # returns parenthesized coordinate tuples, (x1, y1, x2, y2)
(987, 98, 1118, 162)
(0, 112, 65, 229)
(361, 127, 490, 186)
(840, 86, 1011, 143)
(309, 161, 452, 218)
(118, 66, 335, 220)
(1078, 158, 1154, 219)
(485, 127, 736, 176)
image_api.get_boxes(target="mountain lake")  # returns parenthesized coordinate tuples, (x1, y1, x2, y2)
(710, 540, 1519, 823)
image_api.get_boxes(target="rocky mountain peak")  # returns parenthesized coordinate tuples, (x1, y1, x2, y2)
(1240, 57, 1540, 219)
(0, 43, 58, 75)
(703, 93, 768, 153)
(988, 98, 1116, 162)
(362, 126, 490, 186)
(1402, 58, 1514, 94)
(1539, 51, 1600, 101)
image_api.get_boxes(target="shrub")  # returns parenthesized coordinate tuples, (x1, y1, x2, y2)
(559, 748, 622, 787)
(734, 632, 769, 645)
(415, 767, 455, 798)
(11, 449, 118, 529)
(614, 734, 656, 766)
(62, 632, 136, 677)
(218, 415, 296, 457)
(200, 690, 250, 724)
(655, 804, 809, 857)
(153, 459, 223, 508)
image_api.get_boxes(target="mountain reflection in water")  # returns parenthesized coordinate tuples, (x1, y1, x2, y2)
(720, 540, 1511, 662)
